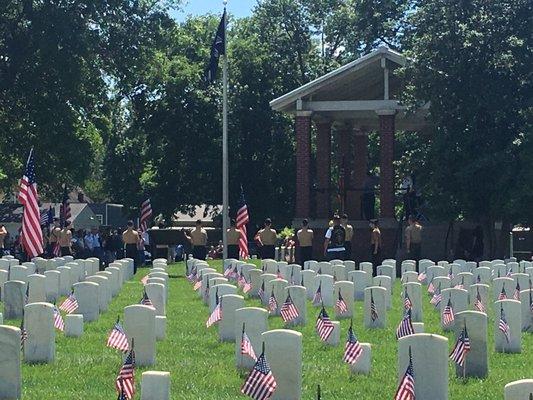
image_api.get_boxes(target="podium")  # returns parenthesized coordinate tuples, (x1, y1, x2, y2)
(147, 229, 189, 259)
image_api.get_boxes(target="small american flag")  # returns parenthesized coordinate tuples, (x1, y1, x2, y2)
(506, 269, 512, 278)
(140, 290, 154, 308)
(430, 286, 442, 308)
(59, 292, 78, 314)
(40, 206, 53, 227)
(370, 292, 378, 322)
(316, 307, 334, 342)
(335, 292, 348, 314)
(474, 289, 485, 313)
(442, 299, 455, 326)
(187, 266, 197, 282)
(224, 265, 235, 278)
(394, 349, 415, 400)
(530, 290, 533, 314)
(241, 327, 257, 361)
(427, 279, 435, 295)
(499, 307, 511, 343)
(258, 281, 265, 301)
(396, 308, 415, 339)
(404, 291, 412, 310)
(238, 271, 246, 288)
(140, 275, 149, 285)
(241, 350, 277, 400)
(193, 276, 202, 291)
(20, 318, 27, 351)
(343, 323, 363, 365)
(513, 282, 521, 301)
(417, 271, 426, 282)
(268, 289, 278, 314)
(115, 348, 135, 399)
(312, 283, 323, 306)
(498, 286, 507, 300)
(53, 306, 65, 332)
(117, 378, 127, 400)
(449, 326, 471, 367)
(107, 319, 129, 352)
(280, 293, 299, 323)
(448, 269, 454, 280)
(243, 278, 252, 294)
(276, 267, 282, 280)
(206, 294, 222, 328)
(454, 277, 465, 290)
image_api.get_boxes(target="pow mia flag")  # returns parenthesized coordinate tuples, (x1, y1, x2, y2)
(204, 9, 226, 83)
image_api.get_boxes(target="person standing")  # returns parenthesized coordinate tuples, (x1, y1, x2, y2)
(0, 224, 7, 256)
(323, 215, 346, 261)
(226, 219, 240, 259)
(255, 218, 277, 260)
(58, 221, 73, 256)
(297, 219, 314, 265)
(405, 215, 423, 267)
(187, 220, 208, 260)
(122, 221, 139, 273)
(49, 217, 61, 256)
(341, 214, 354, 260)
(370, 219, 382, 275)
(85, 227, 103, 267)
(471, 225, 484, 262)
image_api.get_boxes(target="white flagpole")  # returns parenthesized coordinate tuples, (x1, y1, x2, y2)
(222, 1, 229, 259)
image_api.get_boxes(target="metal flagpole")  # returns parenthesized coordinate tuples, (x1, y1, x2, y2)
(222, 0, 229, 259)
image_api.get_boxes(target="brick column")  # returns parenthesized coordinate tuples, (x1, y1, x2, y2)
(378, 111, 396, 218)
(295, 111, 312, 218)
(315, 120, 332, 218)
(336, 122, 353, 215)
(352, 129, 368, 220)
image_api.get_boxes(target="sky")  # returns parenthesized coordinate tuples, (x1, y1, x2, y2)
(171, 0, 254, 21)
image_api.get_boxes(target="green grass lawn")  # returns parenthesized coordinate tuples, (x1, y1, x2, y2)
(2, 260, 532, 399)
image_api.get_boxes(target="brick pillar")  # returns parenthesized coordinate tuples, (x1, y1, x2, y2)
(378, 111, 396, 218)
(315, 120, 332, 218)
(352, 130, 368, 220)
(295, 112, 312, 218)
(336, 122, 353, 215)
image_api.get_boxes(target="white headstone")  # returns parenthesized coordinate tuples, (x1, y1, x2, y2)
(401, 271, 419, 284)
(124, 304, 156, 366)
(359, 262, 373, 276)
(248, 269, 264, 297)
(378, 265, 395, 282)
(73, 281, 100, 322)
(332, 264, 347, 282)
(85, 275, 110, 312)
(155, 316, 166, 341)
(349, 342, 372, 375)
(10, 265, 29, 283)
(301, 270, 317, 300)
(24, 302, 55, 363)
(403, 282, 423, 322)
(453, 311, 488, 378)
(493, 277, 514, 301)
(145, 283, 166, 316)
(65, 314, 84, 337)
(334, 281, 354, 319)
(0, 269, 7, 301)
(209, 284, 237, 312)
(234, 307, 269, 370)
(219, 294, 245, 342)
(0, 325, 21, 399)
(106, 267, 122, 295)
(474, 267, 492, 284)
(44, 270, 60, 304)
(494, 300, 521, 353)
(314, 274, 334, 307)
(269, 279, 288, 316)
(426, 266, 446, 283)
(27, 274, 47, 303)
(4, 280, 26, 319)
(317, 261, 333, 276)
(56, 266, 72, 296)
(468, 284, 490, 314)
(519, 289, 533, 332)
(284, 286, 306, 326)
(141, 371, 170, 400)
(504, 379, 533, 400)
(373, 275, 392, 308)
(364, 286, 387, 328)
(440, 288, 469, 331)
(349, 270, 370, 301)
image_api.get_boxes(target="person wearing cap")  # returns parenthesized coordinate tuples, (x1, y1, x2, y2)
(58, 221, 73, 256)
(226, 219, 241, 259)
(255, 218, 277, 259)
(186, 219, 208, 260)
(370, 219, 382, 275)
(122, 221, 139, 272)
(323, 214, 346, 261)
(405, 214, 423, 268)
(297, 218, 314, 265)
(341, 213, 354, 260)
(48, 217, 61, 256)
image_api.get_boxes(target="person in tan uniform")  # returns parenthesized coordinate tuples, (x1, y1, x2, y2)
(187, 219, 208, 260)
(370, 219, 382, 275)
(341, 214, 354, 260)
(227, 219, 241, 259)
(0, 224, 7, 256)
(48, 217, 61, 256)
(297, 219, 314, 265)
(122, 220, 139, 272)
(58, 221, 73, 256)
(255, 218, 277, 259)
(405, 214, 423, 268)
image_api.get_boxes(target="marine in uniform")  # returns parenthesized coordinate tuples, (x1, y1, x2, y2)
(255, 218, 277, 259)
(122, 221, 139, 272)
(187, 219, 208, 260)
(323, 215, 346, 261)
(297, 219, 313, 265)
(227, 219, 240, 259)
(405, 215, 423, 269)
(58, 221, 73, 256)
(341, 213, 354, 260)
(48, 218, 61, 256)
(370, 219, 382, 275)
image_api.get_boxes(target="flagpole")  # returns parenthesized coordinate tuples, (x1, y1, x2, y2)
(222, 0, 229, 260)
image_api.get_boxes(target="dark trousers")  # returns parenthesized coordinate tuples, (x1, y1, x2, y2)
(60, 247, 71, 256)
(192, 245, 207, 260)
(371, 246, 381, 276)
(227, 244, 239, 260)
(326, 250, 345, 261)
(344, 241, 352, 260)
(125, 244, 138, 274)
(299, 246, 312, 265)
(408, 243, 422, 271)
(261, 245, 275, 260)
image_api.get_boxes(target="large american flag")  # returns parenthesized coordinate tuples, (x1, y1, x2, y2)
(236, 189, 250, 259)
(18, 149, 43, 258)
(335, 292, 348, 315)
(115, 348, 135, 399)
(59, 292, 79, 314)
(498, 286, 507, 300)
(394, 350, 415, 400)
(53, 306, 65, 332)
(241, 351, 277, 400)
(241, 328, 257, 361)
(206, 293, 222, 328)
(316, 307, 334, 342)
(60, 184, 71, 226)
(107, 320, 130, 352)
(139, 198, 153, 232)
(442, 299, 455, 326)
(343, 324, 363, 365)
(449, 326, 471, 367)
(312, 283, 323, 307)
(396, 309, 415, 339)
(280, 293, 299, 323)
(474, 288, 485, 313)
(499, 307, 511, 343)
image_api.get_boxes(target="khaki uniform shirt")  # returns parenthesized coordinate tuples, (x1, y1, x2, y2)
(405, 224, 422, 244)
(59, 229, 72, 247)
(371, 228, 382, 247)
(227, 228, 240, 245)
(122, 228, 139, 245)
(0, 227, 7, 248)
(190, 228, 208, 246)
(344, 224, 354, 241)
(50, 226, 61, 243)
(297, 228, 314, 247)
(258, 228, 277, 246)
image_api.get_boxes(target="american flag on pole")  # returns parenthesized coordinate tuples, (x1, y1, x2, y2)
(427, 279, 435, 295)
(343, 322, 363, 365)
(442, 298, 455, 326)
(396, 308, 415, 339)
(258, 281, 265, 301)
(241, 349, 277, 400)
(59, 292, 78, 314)
(53, 306, 65, 331)
(449, 326, 471, 367)
(242, 277, 252, 294)
(107, 319, 129, 352)
(20, 318, 27, 351)
(474, 288, 485, 313)
(140, 290, 154, 308)
(417, 271, 427, 282)
(513, 282, 521, 301)
(454, 277, 465, 290)
(499, 307, 511, 343)
(18, 148, 44, 258)
(280, 293, 299, 323)
(268, 289, 277, 314)
(117, 378, 127, 400)
(115, 348, 135, 399)
(530, 290, 533, 314)
(240, 325, 257, 361)
(236, 188, 250, 259)
(312, 283, 323, 306)
(370, 291, 379, 322)
(193, 275, 202, 291)
(394, 348, 415, 400)
(316, 307, 334, 342)
(404, 291, 412, 310)
(206, 292, 222, 328)
(139, 198, 153, 232)
(40, 206, 53, 227)
(60, 184, 71, 226)
(335, 291, 348, 314)
(498, 286, 507, 300)
(448, 269, 454, 280)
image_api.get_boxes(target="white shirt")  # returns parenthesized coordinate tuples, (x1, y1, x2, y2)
(324, 227, 345, 252)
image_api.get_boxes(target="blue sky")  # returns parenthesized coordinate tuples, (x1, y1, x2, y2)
(171, 0, 254, 21)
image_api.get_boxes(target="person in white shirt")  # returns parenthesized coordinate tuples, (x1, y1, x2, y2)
(323, 215, 346, 261)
